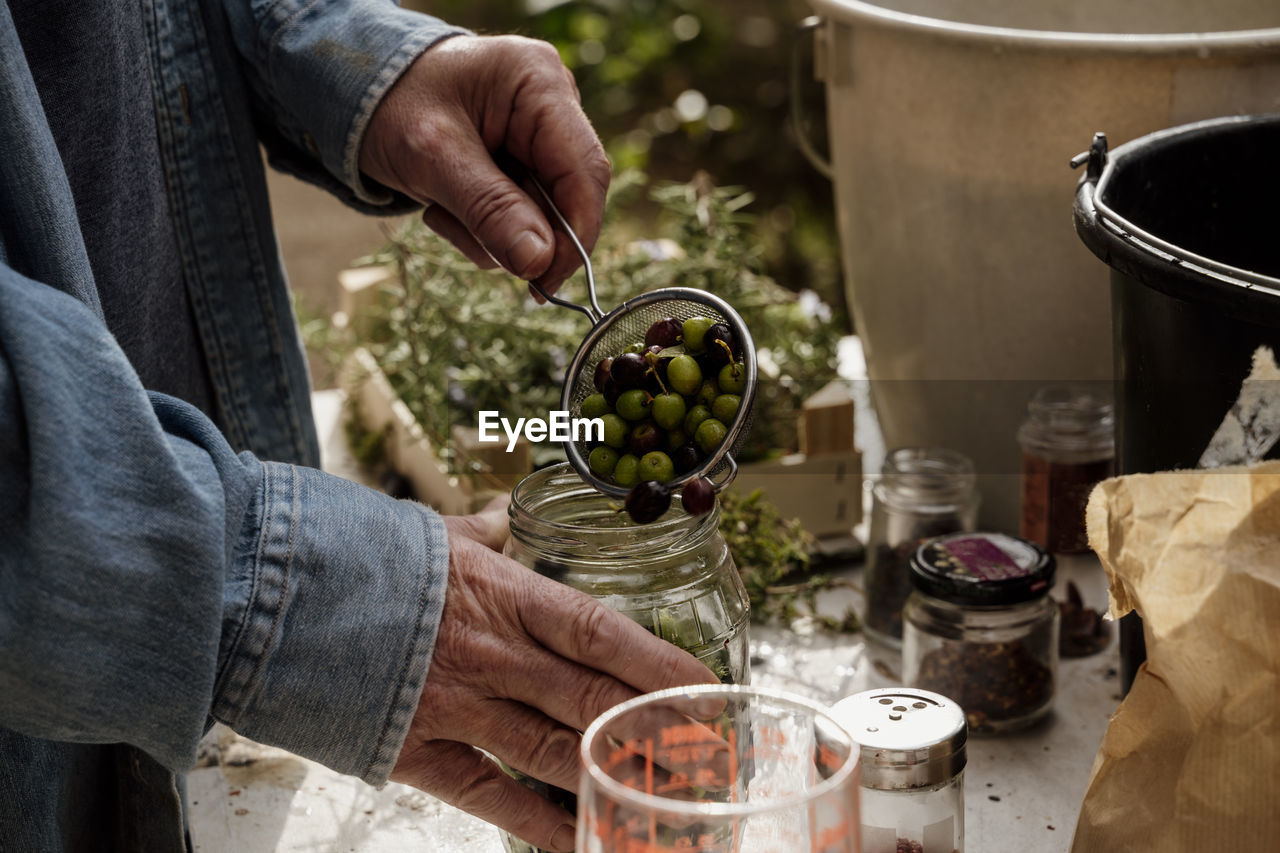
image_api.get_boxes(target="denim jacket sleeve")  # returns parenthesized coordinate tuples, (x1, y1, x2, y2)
(221, 0, 469, 211)
(0, 266, 450, 785)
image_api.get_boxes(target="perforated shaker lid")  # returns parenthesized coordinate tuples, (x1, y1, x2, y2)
(830, 688, 967, 790)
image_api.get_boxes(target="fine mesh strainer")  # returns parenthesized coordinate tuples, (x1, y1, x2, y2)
(528, 178, 757, 499)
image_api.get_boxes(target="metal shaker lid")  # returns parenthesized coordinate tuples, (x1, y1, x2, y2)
(830, 688, 967, 790)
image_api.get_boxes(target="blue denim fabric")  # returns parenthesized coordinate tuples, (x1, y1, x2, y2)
(0, 0, 465, 849)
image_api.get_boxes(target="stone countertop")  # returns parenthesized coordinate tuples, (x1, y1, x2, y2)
(187, 389, 1121, 852)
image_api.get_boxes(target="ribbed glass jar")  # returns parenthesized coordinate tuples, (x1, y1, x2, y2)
(863, 447, 979, 647)
(500, 463, 751, 853)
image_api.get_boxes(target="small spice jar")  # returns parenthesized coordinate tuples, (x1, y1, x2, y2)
(831, 688, 967, 853)
(863, 448, 979, 647)
(1018, 385, 1115, 554)
(499, 463, 752, 853)
(903, 532, 1058, 734)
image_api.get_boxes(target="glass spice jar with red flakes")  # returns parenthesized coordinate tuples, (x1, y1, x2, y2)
(903, 532, 1059, 735)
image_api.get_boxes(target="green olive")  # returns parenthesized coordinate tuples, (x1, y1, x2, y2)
(639, 451, 677, 484)
(612, 453, 641, 487)
(695, 418, 728, 455)
(599, 414, 628, 449)
(580, 392, 611, 419)
(667, 355, 703, 396)
(588, 445, 620, 477)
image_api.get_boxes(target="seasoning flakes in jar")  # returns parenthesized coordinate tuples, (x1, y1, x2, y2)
(1018, 385, 1115, 554)
(902, 532, 1059, 734)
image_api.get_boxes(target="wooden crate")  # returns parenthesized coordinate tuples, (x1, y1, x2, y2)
(731, 450, 862, 539)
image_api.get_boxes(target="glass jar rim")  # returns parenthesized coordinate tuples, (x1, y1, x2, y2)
(1019, 385, 1115, 455)
(876, 447, 977, 508)
(580, 684, 861, 818)
(508, 463, 718, 563)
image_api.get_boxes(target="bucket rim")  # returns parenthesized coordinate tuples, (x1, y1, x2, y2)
(1073, 114, 1280, 323)
(808, 0, 1280, 53)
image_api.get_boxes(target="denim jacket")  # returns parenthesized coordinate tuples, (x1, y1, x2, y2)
(0, 1, 464, 849)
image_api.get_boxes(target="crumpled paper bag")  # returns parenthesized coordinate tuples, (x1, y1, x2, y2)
(1071, 462, 1280, 851)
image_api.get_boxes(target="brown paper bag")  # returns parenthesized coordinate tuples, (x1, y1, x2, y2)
(1071, 462, 1280, 851)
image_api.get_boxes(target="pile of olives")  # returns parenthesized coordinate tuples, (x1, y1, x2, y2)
(578, 314, 745, 523)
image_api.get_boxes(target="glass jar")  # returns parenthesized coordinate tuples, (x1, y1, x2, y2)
(500, 463, 752, 853)
(903, 532, 1058, 735)
(1018, 385, 1115, 554)
(864, 447, 979, 647)
(832, 688, 967, 853)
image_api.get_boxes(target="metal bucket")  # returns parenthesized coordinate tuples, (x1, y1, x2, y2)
(802, 0, 1280, 530)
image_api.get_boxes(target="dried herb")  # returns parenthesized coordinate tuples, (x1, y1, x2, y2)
(718, 489, 859, 632)
(1059, 580, 1111, 658)
(915, 640, 1054, 732)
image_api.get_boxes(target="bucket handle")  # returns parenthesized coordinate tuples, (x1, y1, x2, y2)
(1072, 130, 1280, 291)
(791, 16, 834, 180)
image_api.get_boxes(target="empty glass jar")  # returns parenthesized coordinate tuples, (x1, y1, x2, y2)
(863, 447, 979, 647)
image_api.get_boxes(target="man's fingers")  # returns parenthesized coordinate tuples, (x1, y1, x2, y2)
(476, 640, 642, 735)
(406, 119, 556, 280)
(445, 699, 584, 793)
(394, 740, 576, 853)
(520, 581, 720, 694)
(421, 205, 499, 270)
(444, 498, 511, 552)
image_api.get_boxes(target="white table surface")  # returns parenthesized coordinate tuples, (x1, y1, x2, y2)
(187, 388, 1122, 852)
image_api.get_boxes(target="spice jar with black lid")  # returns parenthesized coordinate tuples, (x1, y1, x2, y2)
(863, 447, 979, 648)
(831, 688, 967, 853)
(903, 532, 1059, 734)
(1018, 385, 1115, 554)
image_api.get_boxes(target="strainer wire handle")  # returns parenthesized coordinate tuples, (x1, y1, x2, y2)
(708, 453, 739, 493)
(527, 176, 604, 323)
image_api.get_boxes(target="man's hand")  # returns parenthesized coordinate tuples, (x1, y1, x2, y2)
(390, 501, 718, 853)
(361, 34, 610, 295)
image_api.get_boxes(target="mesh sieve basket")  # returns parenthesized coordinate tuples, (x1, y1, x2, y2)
(528, 180, 757, 499)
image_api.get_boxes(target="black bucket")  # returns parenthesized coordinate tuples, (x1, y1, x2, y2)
(1073, 113, 1280, 691)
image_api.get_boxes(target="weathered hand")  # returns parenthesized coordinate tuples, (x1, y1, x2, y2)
(361, 34, 610, 295)
(390, 501, 717, 852)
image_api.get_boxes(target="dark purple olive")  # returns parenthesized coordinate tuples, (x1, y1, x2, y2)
(681, 477, 716, 516)
(645, 317, 683, 349)
(703, 323, 739, 370)
(626, 480, 672, 524)
(627, 422, 662, 456)
(593, 356, 614, 391)
(611, 352, 648, 390)
(672, 443, 703, 475)
(602, 376, 621, 407)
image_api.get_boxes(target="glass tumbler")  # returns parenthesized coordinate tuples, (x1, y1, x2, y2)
(578, 684, 862, 853)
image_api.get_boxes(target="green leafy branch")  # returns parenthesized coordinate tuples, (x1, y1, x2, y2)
(718, 489, 859, 633)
